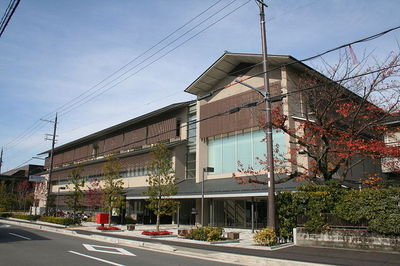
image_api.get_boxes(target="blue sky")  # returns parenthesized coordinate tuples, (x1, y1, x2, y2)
(0, 0, 399, 172)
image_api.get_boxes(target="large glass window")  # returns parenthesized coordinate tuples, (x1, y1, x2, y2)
(208, 129, 286, 174)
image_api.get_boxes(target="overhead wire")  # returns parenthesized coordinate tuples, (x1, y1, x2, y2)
(58, 0, 248, 118)
(38, 0, 225, 122)
(0, 0, 13, 30)
(18, 60, 400, 171)
(40, 98, 264, 168)
(202, 25, 400, 98)
(0, 0, 20, 37)
(1, 0, 240, 153)
(5, 9, 400, 169)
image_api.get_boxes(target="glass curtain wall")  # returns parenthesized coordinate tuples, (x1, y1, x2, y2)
(208, 129, 286, 174)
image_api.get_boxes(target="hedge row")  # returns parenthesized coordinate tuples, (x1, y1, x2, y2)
(276, 183, 400, 236)
(39, 216, 80, 226)
(5, 213, 80, 226)
(11, 214, 40, 221)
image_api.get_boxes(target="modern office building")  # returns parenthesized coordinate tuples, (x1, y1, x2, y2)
(40, 52, 382, 228)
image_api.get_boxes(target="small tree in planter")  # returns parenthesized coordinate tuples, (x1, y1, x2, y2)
(101, 155, 124, 227)
(65, 168, 85, 222)
(145, 143, 179, 231)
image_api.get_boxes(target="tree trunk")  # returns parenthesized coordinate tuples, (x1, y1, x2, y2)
(109, 209, 112, 227)
(109, 197, 112, 227)
(156, 196, 161, 231)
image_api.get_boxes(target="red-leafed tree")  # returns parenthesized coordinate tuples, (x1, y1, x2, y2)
(16, 180, 33, 211)
(85, 178, 103, 212)
(235, 51, 400, 185)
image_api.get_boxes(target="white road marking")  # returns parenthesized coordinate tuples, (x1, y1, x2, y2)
(68, 251, 125, 266)
(83, 244, 136, 256)
(9, 232, 31, 240)
(0, 224, 10, 227)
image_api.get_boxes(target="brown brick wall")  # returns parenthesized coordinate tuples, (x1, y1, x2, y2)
(124, 127, 147, 149)
(52, 152, 154, 182)
(200, 83, 281, 138)
(147, 118, 177, 144)
(50, 113, 181, 167)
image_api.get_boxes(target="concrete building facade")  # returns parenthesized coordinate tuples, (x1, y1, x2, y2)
(40, 52, 383, 228)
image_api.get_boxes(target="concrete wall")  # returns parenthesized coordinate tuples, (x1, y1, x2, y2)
(295, 227, 400, 252)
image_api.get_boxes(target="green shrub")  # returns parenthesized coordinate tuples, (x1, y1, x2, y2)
(11, 214, 40, 221)
(187, 226, 225, 242)
(0, 212, 12, 218)
(253, 227, 277, 246)
(334, 188, 400, 235)
(368, 213, 400, 235)
(276, 191, 296, 238)
(277, 185, 400, 236)
(291, 182, 345, 233)
(39, 216, 80, 226)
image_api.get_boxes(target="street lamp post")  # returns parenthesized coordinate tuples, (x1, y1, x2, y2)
(202, 167, 214, 226)
(56, 186, 66, 217)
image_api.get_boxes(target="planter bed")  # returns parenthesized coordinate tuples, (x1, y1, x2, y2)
(256, 242, 294, 250)
(96, 226, 121, 232)
(143, 234, 177, 238)
(207, 239, 240, 244)
(141, 230, 175, 238)
(180, 237, 240, 244)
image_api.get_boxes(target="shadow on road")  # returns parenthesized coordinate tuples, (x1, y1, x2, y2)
(0, 223, 49, 244)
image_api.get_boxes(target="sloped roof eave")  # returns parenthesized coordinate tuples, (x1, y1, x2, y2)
(38, 100, 194, 155)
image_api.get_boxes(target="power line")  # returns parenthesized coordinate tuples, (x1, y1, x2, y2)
(0, 0, 20, 37)
(1, 0, 246, 153)
(4, 10, 400, 168)
(57, 0, 248, 118)
(13, 158, 33, 169)
(38, 0, 225, 122)
(202, 24, 400, 99)
(40, 98, 263, 168)
(284, 63, 400, 97)
(12, 61, 400, 170)
(4, 121, 47, 151)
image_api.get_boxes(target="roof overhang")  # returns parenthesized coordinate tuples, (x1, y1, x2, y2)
(39, 100, 194, 155)
(184, 52, 310, 96)
(125, 177, 300, 200)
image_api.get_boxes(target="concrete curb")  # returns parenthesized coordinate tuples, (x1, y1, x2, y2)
(0, 219, 327, 266)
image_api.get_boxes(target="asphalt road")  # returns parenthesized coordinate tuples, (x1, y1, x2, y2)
(78, 229, 400, 266)
(0, 222, 226, 266)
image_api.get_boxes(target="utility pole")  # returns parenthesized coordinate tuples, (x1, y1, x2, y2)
(43, 113, 58, 215)
(257, 0, 276, 230)
(0, 147, 3, 173)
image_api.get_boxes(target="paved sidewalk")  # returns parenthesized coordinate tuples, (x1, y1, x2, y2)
(76, 223, 278, 250)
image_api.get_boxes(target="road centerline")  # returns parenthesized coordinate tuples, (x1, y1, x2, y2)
(68, 251, 125, 266)
(9, 232, 31, 240)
